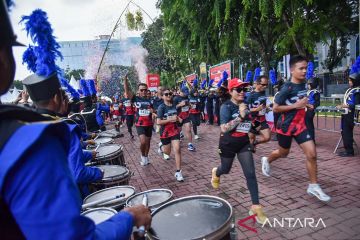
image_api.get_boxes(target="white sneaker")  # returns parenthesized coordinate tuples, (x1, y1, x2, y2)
(140, 156, 149, 166)
(194, 135, 200, 140)
(175, 171, 184, 182)
(307, 184, 331, 202)
(163, 153, 170, 160)
(157, 142, 163, 154)
(261, 157, 271, 177)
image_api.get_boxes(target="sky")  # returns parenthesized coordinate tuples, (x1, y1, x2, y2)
(9, 0, 160, 80)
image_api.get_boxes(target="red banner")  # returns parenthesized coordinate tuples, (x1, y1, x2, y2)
(209, 61, 232, 85)
(185, 73, 198, 85)
(146, 74, 160, 90)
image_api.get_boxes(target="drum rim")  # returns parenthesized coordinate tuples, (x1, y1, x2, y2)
(95, 144, 123, 159)
(125, 189, 173, 208)
(148, 195, 233, 240)
(84, 186, 136, 208)
(96, 165, 130, 181)
(94, 137, 113, 144)
(81, 207, 118, 216)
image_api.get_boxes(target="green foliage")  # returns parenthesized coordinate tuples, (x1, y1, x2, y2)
(11, 80, 23, 90)
(126, 12, 136, 30)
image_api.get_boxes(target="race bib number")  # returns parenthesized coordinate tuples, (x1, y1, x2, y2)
(139, 109, 150, 116)
(236, 122, 252, 133)
(191, 104, 197, 109)
(113, 106, 119, 110)
(182, 106, 189, 112)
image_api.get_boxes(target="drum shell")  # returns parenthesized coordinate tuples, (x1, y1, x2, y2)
(125, 189, 173, 211)
(81, 207, 117, 224)
(146, 195, 233, 240)
(89, 144, 126, 166)
(83, 186, 135, 211)
(90, 165, 131, 193)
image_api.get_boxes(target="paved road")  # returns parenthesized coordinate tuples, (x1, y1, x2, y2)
(112, 121, 360, 240)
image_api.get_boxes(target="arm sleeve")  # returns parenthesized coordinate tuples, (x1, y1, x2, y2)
(68, 132, 103, 184)
(82, 150, 93, 163)
(314, 92, 320, 108)
(96, 110, 104, 126)
(4, 133, 134, 240)
(220, 104, 231, 124)
(274, 86, 288, 105)
(97, 103, 110, 113)
(157, 105, 164, 119)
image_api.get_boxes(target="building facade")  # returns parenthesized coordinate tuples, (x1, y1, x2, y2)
(56, 35, 142, 71)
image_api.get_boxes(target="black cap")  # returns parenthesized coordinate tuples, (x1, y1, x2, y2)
(23, 73, 61, 101)
(0, 0, 25, 47)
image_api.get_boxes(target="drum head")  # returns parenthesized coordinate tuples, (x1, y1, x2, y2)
(97, 165, 129, 181)
(95, 145, 121, 159)
(149, 195, 233, 240)
(84, 186, 135, 209)
(81, 207, 117, 224)
(95, 137, 113, 145)
(126, 189, 173, 209)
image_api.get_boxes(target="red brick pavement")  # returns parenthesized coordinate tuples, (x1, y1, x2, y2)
(111, 121, 360, 240)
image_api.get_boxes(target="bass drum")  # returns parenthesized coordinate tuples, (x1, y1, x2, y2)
(147, 195, 233, 240)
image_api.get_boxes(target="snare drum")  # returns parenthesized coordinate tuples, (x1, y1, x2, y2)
(354, 105, 360, 124)
(95, 137, 113, 145)
(81, 207, 117, 224)
(126, 189, 173, 211)
(147, 195, 233, 240)
(90, 165, 131, 193)
(84, 186, 135, 211)
(90, 144, 125, 166)
(99, 129, 121, 138)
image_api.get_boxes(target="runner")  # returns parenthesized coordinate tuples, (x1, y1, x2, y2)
(174, 87, 195, 151)
(122, 93, 135, 139)
(157, 88, 185, 182)
(189, 89, 202, 140)
(261, 55, 331, 202)
(124, 75, 153, 165)
(247, 75, 271, 149)
(211, 78, 267, 224)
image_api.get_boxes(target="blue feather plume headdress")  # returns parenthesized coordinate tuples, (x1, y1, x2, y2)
(269, 69, 277, 85)
(350, 56, 360, 75)
(217, 71, 228, 88)
(22, 45, 37, 73)
(306, 62, 314, 80)
(87, 79, 97, 96)
(80, 79, 91, 97)
(245, 71, 252, 83)
(208, 79, 214, 89)
(200, 79, 207, 89)
(60, 77, 80, 101)
(192, 78, 198, 88)
(21, 9, 63, 77)
(253, 67, 261, 82)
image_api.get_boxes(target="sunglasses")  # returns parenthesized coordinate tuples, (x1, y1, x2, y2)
(260, 84, 268, 87)
(233, 87, 248, 93)
(139, 89, 148, 92)
(163, 92, 173, 97)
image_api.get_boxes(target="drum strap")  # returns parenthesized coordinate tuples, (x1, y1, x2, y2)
(343, 88, 360, 105)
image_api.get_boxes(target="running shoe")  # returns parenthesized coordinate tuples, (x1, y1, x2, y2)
(157, 142, 163, 154)
(163, 153, 170, 160)
(249, 206, 268, 225)
(175, 171, 184, 182)
(140, 156, 149, 166)
(307, 184, 331, 202)
(261, 157, 271, 177)
(211, 167, 220, 189)
(194, 135, 200, 140)
(188, 143, 195, 151)
(180, 131, 184, 139)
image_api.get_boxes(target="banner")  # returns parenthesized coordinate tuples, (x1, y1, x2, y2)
(185, 73, 198, 85)
(209, 60, 232, 85)
(199, 62, 207, 81)
(146, 74, 160, 91)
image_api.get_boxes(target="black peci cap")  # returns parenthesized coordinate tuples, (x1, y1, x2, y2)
(23, 73, 61, 101)
(0, 0, 25, 47)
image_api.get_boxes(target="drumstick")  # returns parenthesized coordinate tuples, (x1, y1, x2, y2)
(137, 193, 148, 237)
(82, 193, 125, 210)
(94, 143, 101, 152)
(94, 135, 99, 140)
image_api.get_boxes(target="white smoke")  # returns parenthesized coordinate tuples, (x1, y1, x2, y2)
(128, 46, 149, 83)
(84, 42, 111, 84)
